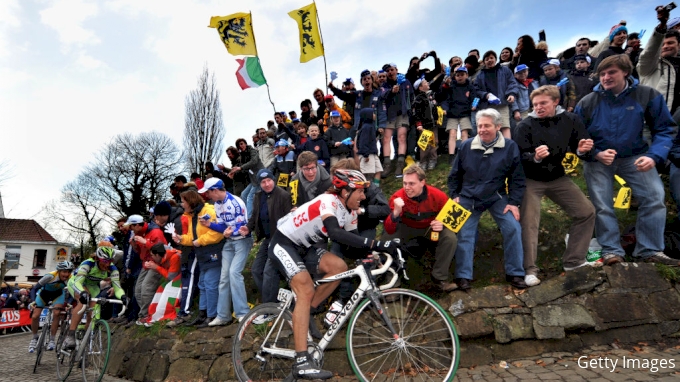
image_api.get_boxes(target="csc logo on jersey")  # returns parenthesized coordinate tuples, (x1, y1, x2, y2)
(293, 212, 308, 227)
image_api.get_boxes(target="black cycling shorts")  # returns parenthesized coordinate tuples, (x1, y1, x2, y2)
(268, 232, 328, 281)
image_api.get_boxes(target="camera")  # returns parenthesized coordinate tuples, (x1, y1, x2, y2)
(665, 2, 677, 11)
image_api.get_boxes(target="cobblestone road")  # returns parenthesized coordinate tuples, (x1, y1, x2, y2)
(2, 332, 680, 381)
(0, 332, 126, 382)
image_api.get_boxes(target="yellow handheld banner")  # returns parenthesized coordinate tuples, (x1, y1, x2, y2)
(404, 155, 415, 167)
(417, 129, 434, 151)
(277, 173, 289, 188)
(435, 199, 472, 233)
(289, 180, 298, 205)
(613, 175, 631, 209)
(208, 13, 258, 56)
(288, 3, 324, 63)
(562, 152, 579, 174)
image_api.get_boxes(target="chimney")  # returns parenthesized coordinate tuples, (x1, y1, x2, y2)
(0, 191, 4, 218)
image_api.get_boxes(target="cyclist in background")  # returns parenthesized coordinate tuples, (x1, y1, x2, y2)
(63, 247, 128, 349)
(28, 260, 75, 353)
(268, 169, 405, 380)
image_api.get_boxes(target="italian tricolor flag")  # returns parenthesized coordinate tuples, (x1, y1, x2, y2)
(235, 57, 267, 90)
(148, 275, 182, 322)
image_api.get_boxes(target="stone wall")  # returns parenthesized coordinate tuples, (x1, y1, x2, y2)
(106, 263, 680, 381)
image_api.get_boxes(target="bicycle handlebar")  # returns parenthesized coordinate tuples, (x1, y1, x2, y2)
(77, 297, 127, 318)
(369, 251, 408, 290)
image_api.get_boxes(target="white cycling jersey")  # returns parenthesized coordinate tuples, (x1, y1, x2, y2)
(277, 193, 358, 247)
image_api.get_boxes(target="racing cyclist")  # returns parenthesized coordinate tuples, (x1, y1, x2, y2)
(268, 169, 404, 380)
(63, 247, 128, 349)
(28, 260, 75, 353)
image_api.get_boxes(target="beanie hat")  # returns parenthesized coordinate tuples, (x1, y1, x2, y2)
(153, 201, 171, 216)
(609, 24, 628, 42)
(669, 17, 680, 29)
(257, 168, 276, 183)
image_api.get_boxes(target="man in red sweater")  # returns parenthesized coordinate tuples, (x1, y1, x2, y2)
(382, 165, 458, 292)
(126, 214, 167, 325)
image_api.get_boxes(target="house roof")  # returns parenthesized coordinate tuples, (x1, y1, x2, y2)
(0, 219, 58, 243)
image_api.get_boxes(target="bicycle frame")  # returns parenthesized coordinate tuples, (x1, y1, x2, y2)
(74, 298, 125, 362)
(260, 252, 401, 360)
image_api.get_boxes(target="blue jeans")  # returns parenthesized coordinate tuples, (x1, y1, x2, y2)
(198, 265, 220, 318)
(241, 184, 260, 219)
(251, 238, 281, 304)
(670, 163, 680, 214)
(453, 196, 525, 280)
(216, 237, 254, 321)
(583, 156, 666, 258)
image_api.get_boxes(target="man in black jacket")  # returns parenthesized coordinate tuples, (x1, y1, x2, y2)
(241, 169, 292, 303)
(514, 85, 596, 287)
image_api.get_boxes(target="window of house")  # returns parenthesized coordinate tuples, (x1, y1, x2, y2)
(3, 276, 16, 282)
(4, 245, 21, 270)
(33, 249, 47, 269)
(26, 276, 42, 282)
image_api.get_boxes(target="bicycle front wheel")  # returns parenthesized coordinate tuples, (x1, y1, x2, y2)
(33, 320, 49, 373)
(232, 303, 295, 382)
(82, 319, 111, 382)
(347, 288, 460, 381)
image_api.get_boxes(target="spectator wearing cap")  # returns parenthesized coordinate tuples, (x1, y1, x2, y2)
(561, 38, 596, 73)
(447, 108, 527, 291)
(329, 69, 387, 134)
(569, 55, 596, 105)
(312, 88, 327, 125)
(292, 117, 301, 130)
(290, 151, 333, 207)
(125, 214, 167, 324)
(474, 50, 519, 138)
(539, 59, 577, 112)
(511, 64, 539, 135)
(152, 201, 184, 247)
(576, 54, 677, 267)
(321, 94, 352, 132)
(442, 66, 477, 163)
(626, 32, 643, 78)
(514, 85, 596, 287)
(593, 23, 628, 71)
(300, 99, 317, 127)
(229, 138, 264, 220)
(638, 6, 680, 115)
(255, 127, 276, 168)
(197, 177, 252, 326)
(243, 169, 292, 304)
(289, 110, 298, 120)
(355, 108, 383, 185)
(413, 74, 446, 170)
(376, 70, 387, 87)
(381, 62, 415, 177)
(171, 190, 225, 327)
(269, 139, 296, 181)
(511, 35, 548, 81)
(301, 124, 330, 171)
(326, 109, 354, 167)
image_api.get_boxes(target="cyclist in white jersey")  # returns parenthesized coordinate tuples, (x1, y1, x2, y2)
(268, 169, 405, 379)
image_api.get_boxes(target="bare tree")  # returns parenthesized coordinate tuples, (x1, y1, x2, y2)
(89, 131, 183, 216)
(184, 64, 225, 177)
(0, 158, 15, 187)
(41, 173, 107, 251)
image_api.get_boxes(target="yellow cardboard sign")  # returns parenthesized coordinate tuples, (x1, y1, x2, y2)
(277, 173, 289, 188)
(417, 129, 434, 151)
(435, 199, 472, 233)
(562, 152, 579, 174)
(405, 155, 415, 167)
(614, 175, 627, 187)
(289, 180, 298, 205)
(614, 187, 632, 209)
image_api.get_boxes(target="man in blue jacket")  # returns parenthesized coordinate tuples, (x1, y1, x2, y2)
(575, 54, 678, 266)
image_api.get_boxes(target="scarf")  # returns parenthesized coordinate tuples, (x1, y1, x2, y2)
(481, 132, 500, 150)
(300, 165, 329, 201)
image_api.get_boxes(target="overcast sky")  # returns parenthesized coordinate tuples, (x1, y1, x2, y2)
(0, 0, 663, 240)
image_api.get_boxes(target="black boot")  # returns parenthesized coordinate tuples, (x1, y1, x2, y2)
(292, 351, 333, 380)
(185, 310, 207, 326)
(196, 316, 214, 328)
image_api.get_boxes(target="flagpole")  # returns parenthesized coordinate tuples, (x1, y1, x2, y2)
(249, 11, 276, 114)
(313, 1, 329, 93)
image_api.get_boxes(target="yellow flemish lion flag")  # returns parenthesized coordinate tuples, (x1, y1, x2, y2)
(209, 13, 258, 56)
(288, 3, 324, 63)
(435, 199, 472, 233)
(613, 175, 632, 209)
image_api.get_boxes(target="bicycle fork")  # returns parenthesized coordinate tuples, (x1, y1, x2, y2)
(366, 289, 401, 341)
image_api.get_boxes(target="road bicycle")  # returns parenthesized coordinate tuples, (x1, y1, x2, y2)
(232, 251, 460, 381)
(55, 297, 126, 382)
(32, 304, 67, 373)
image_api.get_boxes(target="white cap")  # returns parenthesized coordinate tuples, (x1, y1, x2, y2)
(124, 214, 144, 226)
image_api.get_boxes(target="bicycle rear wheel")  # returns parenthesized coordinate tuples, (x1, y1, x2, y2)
(232, 303, 296, 382)
(33, 319, 49, 373)
(82, 319, 111, 382)
(346, 288, 460, 381)
(56, 316, 75, 382)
